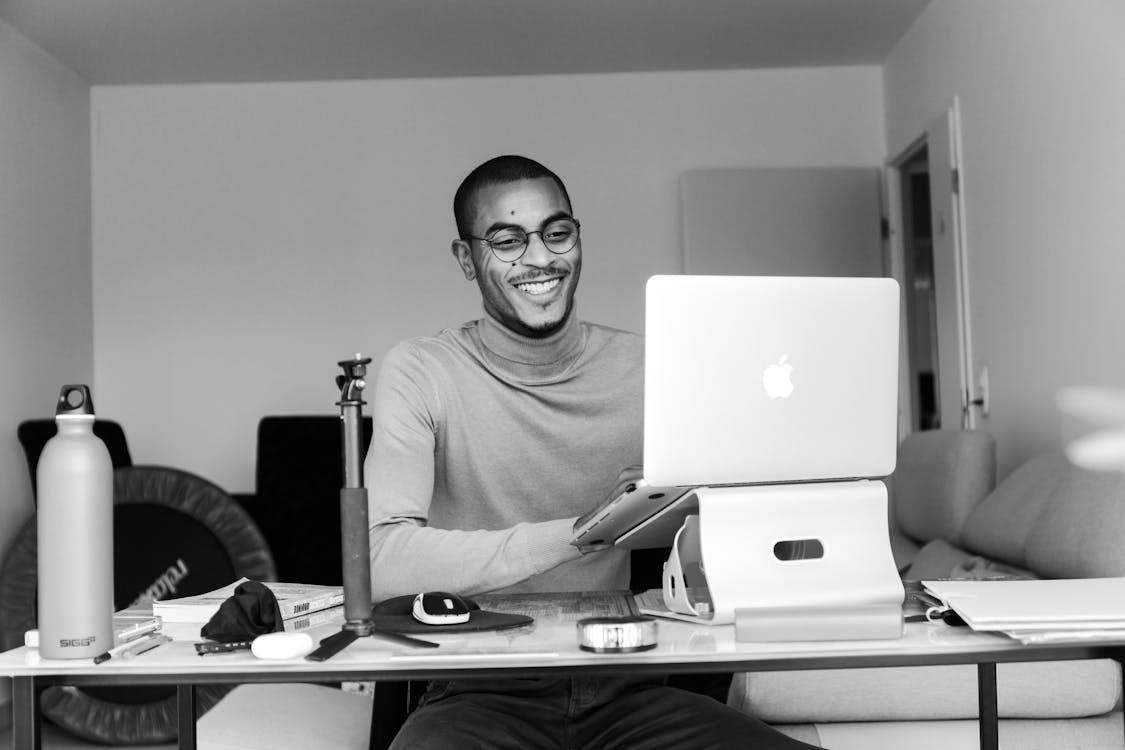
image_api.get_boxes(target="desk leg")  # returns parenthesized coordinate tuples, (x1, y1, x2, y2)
(11, 676, 41, 750)
(177, 684, 197, 750)
(977, 662, 999, 750)
(1117, 657, 1125, 750)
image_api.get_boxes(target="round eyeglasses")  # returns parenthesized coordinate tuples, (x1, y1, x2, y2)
(469, 218, 581, 264)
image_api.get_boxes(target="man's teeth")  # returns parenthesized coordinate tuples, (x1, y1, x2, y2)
(516, 278, 561, 295)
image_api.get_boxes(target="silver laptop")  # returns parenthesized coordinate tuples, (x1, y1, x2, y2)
(572, 274, 899, 551)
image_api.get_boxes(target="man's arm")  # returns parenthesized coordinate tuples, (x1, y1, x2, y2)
(364, 343, 582, 600)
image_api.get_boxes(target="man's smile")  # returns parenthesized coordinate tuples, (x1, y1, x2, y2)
(515, 277, 563, 295)
(515, 278, 560, 296)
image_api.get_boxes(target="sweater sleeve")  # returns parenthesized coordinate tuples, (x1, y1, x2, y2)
(364, 342, 582, 599)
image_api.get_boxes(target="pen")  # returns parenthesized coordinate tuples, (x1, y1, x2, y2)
(121, 633, 172, 659)
(371, 628, 440, 649)
(94, 633, 172, 664)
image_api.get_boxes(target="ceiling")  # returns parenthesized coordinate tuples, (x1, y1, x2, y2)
(0, 0, 930, 86)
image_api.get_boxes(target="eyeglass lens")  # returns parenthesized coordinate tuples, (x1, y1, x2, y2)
(487, 219, 579, 262)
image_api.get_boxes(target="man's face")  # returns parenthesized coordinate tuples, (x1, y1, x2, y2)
(452, 177, 582, 338)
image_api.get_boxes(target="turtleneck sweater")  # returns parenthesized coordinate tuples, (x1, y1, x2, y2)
(364, 310, 643, 599)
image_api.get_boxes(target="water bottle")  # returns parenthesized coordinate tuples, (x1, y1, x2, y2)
(36, 385, 115, 659)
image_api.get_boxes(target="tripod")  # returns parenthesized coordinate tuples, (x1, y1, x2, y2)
(306, 355, 435, 661)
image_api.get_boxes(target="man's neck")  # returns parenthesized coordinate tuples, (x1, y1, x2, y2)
(477, 309, 584, 378)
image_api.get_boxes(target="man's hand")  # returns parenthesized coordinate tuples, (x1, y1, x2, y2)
(604, 465, 646, 503)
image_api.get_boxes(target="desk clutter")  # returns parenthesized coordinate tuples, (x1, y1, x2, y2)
(7, 399, 280, 746)
(169, 579, 557, 662)
(154, 576, 344, 624)
(922, 576, 1125, 645)
(23, 608, 165, 661)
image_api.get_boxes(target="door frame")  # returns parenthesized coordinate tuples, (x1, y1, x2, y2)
(884, 97, 977, 434)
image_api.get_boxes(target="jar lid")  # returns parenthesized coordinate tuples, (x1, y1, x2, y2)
(576, 616, 658, 653)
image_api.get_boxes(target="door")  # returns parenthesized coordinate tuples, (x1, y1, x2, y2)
(926, 102, 976, 430)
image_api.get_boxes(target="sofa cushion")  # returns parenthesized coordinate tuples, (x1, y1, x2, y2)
(808, 720, 978, 750)
(888, 527, 921, 574)
(903, 538, 1038, 581)
(1024, 467, 1125, 578)
(788, 715, 1123, 750)
(892, 430, 996, 547)
(769, 724, 821, 746)
(960, 452, 1069, 567)
(197, 683, 374, 749)
(731, 660, 1121, 723)
(948, 554, 1037, 581)
(903, 538, 977, 580)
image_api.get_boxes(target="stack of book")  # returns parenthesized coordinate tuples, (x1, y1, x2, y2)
(922, 577, 1125, 645)
(113, 608, 163, 644)
(153, 577, 344, 632)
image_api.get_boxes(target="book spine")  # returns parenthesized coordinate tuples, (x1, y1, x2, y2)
(277, 592, 345, 620)
(151, 597, 229, 622)
(283, 606, 342, 632)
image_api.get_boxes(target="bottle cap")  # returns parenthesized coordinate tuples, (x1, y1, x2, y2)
(55, 385, 95, 417)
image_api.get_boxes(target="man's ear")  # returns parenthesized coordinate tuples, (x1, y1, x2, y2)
(451, 240, 476, 281)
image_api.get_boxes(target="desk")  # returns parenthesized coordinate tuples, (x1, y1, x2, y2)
(3, 615, 1124, 750)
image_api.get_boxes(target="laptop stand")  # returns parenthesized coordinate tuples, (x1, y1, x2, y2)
(659, 480, 905, 639)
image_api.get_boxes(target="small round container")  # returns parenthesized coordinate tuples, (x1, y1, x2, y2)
(576, 616, 658, 653)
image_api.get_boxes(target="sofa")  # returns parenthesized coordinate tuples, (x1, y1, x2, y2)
(728, 429, 1125, 749)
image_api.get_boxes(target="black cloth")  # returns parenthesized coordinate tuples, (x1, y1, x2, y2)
(200, 580, 283, 642)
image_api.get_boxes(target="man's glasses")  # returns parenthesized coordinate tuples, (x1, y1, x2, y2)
(469, 218, 581, 264)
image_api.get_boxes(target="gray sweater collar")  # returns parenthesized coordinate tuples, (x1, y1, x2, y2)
(477, 308, 584, 380)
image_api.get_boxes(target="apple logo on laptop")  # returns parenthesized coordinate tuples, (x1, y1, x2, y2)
(763, 355, 795, 398)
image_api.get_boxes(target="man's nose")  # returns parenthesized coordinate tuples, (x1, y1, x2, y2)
(521, 231, 553, 265)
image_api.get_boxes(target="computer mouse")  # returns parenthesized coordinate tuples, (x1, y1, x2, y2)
(412, 591, 471, 625)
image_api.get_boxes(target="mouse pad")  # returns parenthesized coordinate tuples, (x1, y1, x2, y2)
(370, 595, 533, 633)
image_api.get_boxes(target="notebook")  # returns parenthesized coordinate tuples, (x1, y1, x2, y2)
(923, 577, 1125, 630)
(572, 274, 900, 552)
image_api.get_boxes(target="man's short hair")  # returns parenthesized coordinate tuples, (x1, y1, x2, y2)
(454, 155, 572, 239)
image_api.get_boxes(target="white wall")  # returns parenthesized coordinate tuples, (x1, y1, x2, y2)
(0, 16, 91, 714)
(884, 0, 1125, 477)
(92, 66, 886, 493)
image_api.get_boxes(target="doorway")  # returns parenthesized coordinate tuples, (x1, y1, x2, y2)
(888, 100, 978, 435)
(898, 145, 941, 431)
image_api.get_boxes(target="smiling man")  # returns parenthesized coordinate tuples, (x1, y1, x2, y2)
(363, 155, 814, 749)
(452, 167, 582, 338)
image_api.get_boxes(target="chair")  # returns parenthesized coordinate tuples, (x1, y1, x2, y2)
(240, 415, 373, 585)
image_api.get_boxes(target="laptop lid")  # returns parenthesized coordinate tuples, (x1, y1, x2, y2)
(643, 274, 899, 487)
(571, 274, 900, 552)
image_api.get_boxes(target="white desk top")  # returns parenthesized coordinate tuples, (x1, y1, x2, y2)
(1, 610, 1100, 683)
